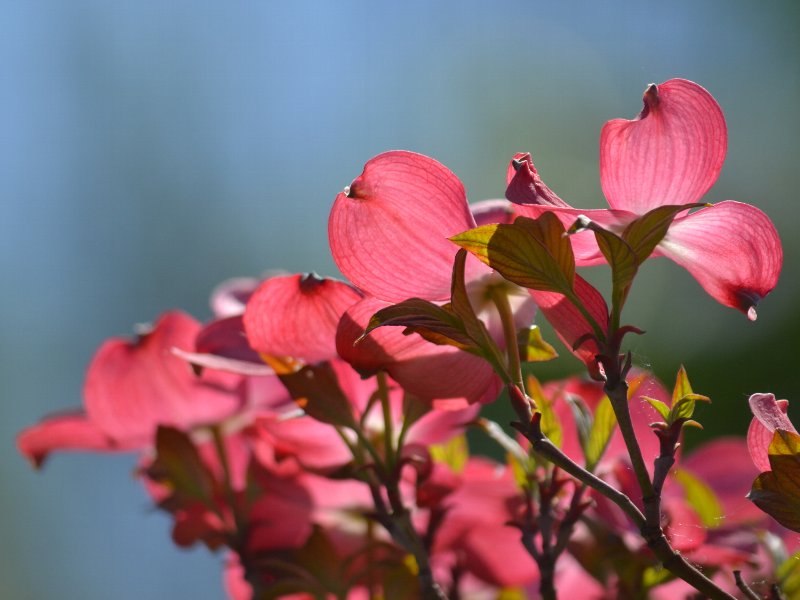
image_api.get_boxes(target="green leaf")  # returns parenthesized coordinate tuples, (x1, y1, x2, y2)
(566, 394, 593, 463)
(643, 396, 670, 421)
(150, 426, 215, 504)
(364, 250, 508, 379)
(569, 217, 637, 314)
(668, 393, 711, 424)
(365, 297, 477, 352)
(749, 469, 800, 533)
(495, 588, 527, 600)
(527, 376, 562, 448)
(751, 442, 800, 537)
(449, 248, 509, 372)
(642, 565, 675, 589)
(584, 395, 618, 471)
(508, 451, 531, 491)
(381, 559, 420, 600)
(279, 363, 357, 428)
(671, 365, 694, 406)
(665, 366, 710, 424)
(770, 428, 800, 458)
(776, 550, 800, 597)
(430, 434, 469, 474)
(673, 468, 724, 528)
(518, 325, 558, 362)
(450, 213, 575, 295)
(622, 204, 704, 263)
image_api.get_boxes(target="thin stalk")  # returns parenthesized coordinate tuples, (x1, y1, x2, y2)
(597, 337, 735, 599)
(210, 425, 246, 535)
(376, 371, 395, 468)
(521, 420, 735, 599)
(604, 378, 656, 516)
(518, 421, 646, 528)
(490, 286, 525, 392)
(348, 414, 445, 599)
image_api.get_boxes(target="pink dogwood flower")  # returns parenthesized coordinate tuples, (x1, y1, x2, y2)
(329, 152, 534, 404)
(747, 392, 797, 473)
(18, 311, 244, 466)
(507, 78, 782, 320)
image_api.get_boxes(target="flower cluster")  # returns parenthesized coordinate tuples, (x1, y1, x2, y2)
(19, 79, 794, 599)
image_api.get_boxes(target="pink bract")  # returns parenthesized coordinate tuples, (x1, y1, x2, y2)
(244, 273, 362, 364)
(747, 392, 797, 473)
(330, 153, 535, 405)
(508, 78, 782, 319)
(329, 151, 479, 303)
(336, 296, 501, 406)
(18, 311, 244, 466)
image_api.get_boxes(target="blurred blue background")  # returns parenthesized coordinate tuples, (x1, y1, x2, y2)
(2, 2, 798, 598)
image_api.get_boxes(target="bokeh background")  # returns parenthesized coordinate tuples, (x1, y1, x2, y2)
(2, 2, 799, 598)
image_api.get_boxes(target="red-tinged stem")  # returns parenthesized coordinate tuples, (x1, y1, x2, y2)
(599, 340, 735, 600)
(734, 571, 761, 600)
(519, 415, 736, 599)
(516, 416, 646, 529)
(349, 418, 446, 600)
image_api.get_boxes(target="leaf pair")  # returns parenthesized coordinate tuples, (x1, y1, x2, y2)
(644, 366, 710, 431)
(364, 249, 510, 381)
(450, 212, 576, 297)
(450, 206, 699, 332)
(568, 204, 704, 318)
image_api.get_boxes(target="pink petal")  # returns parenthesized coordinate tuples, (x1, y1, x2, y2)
(434, 458, 538, 586)
(244, 274, 362, 364)
(328, 151, 478, 302)
(246, 474, 315, 553)
(253, 413, 352, 471)
(505, 152, 571, 208)
(173, 315, 274, 376)
(223, 554, 252, 600)
(329, 358, 389, 417)
(209, 277, 260, 318)
(406, 403, 481, 446)
(85, 311, 244, 445)
(682, 437, 764, 525)
(337, 297, 501, 404)
(470, 198, 516, 226)
(662, 497, 707, 552)
(600, 78, 727, 213)
(747, 393, 796, 472)
(17, 411, 123, 467)
(656, 201, 782, 319)
(462, 524, 539, 587)
(529, 275, 609, 375)
(171, 347, 273, 377)
(506, 153, 637, 265)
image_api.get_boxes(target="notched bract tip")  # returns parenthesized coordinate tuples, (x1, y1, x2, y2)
(299, 272, 325, 291)
(735, 289, 762, 321)
(643, 83, 660, 106)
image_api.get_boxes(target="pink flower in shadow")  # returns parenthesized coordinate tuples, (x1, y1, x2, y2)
(508, 79, 782, 320)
